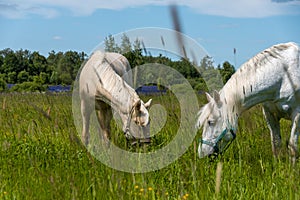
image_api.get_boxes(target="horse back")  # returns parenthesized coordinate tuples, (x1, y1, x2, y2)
(79, 51, 133, 101)
(104, 52, 133, 86)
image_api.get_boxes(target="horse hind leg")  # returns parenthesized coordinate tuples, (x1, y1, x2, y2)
(262, 104, 281, 157)
(288, 112, 300, 165)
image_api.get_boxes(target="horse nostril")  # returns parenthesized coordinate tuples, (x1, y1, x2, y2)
(208, 152, 219, 161)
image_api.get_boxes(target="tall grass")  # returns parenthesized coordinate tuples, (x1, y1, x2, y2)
(0, 93, 299, 199)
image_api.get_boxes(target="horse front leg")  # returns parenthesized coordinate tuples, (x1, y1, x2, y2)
(96, 102, 113, 145)
(262, 104, 281, 157)
(288, 112, 300, 165)
(81, 99, 92, 146)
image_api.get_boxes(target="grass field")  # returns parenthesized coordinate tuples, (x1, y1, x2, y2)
(0, 93, 299, 200)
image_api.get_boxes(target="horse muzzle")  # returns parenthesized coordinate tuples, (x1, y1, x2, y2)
(124, 125, 151, 145)
(199, 128, 236, 159)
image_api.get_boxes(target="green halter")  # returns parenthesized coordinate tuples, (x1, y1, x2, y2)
(200, 127, 236, 155)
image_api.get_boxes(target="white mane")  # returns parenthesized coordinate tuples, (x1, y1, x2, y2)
(81, 51, 138, 113)
(196, 101, 213, 128)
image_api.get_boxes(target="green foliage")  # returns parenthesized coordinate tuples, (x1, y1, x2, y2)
(218, 61, 236, 83)
(28, 51, 47, 76)
(9, 82, 46, 92)
(7, 71, 17, 84)
(57, 51, 84, 85)
(120, 34, 132, 54)
(104, 35, 121, 53)
(198, 56, 223, 91)
(0, 76, 7, 91)
(1, 50, 20, 74)
(17, 70, 29, 83)
(0, 49, 87, 91)
(133, 38, 142, 51)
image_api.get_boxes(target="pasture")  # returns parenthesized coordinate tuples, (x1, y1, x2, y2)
(0, 93, 299, 199)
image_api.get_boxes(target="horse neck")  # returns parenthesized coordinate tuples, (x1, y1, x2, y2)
(98, 64, 139, 115)
(219, 63, 277, 126)
(219, 42, 298, 128)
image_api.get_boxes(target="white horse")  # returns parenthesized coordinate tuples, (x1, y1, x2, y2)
(79, 51, 152, 146)
(197, 42, 300, 163)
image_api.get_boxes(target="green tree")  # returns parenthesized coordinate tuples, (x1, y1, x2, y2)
(1, 51, 20, 74)
(7, 72, 17, 84)
(0, 53, 4, 73)
(49, 71, 59, 85)
(133, 38, 142, 52)
(198, 56, 223, 91)
(28, 52, 47, 76)
(17, 70, 29, 83)
(104, 35, 120, 53)
(0, 76, 7, 91)
(57, 51, 84, 85)
(218, 61, 235, 83)
(15, 49, 30, 73)
(120, 34, 131, 54)
(39, 72, 48, 84)
(199, 55, 214, 71)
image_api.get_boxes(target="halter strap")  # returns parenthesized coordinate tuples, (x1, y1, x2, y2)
(124, 100, 140, 138)
(200, 127, 236, 154)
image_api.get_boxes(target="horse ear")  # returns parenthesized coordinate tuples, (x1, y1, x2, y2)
(144, 99, 152, 108)
(134, 100, 141, 111)
(212, 90, 222, 107)
(205, 92, 213, 102)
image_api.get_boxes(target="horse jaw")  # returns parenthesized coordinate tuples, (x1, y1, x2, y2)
(198, 143, 214, 158)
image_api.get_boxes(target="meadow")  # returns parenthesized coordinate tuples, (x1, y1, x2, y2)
(0, 93, 299, 200)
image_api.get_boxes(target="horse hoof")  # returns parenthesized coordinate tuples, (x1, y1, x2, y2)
(139, 138, 151, 144)
(131, 140, 138, 146)
(130, 138, 151, 146)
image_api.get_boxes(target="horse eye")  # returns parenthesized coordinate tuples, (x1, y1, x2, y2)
(208, 120, 214, 126)
(134, 119, 139, 125)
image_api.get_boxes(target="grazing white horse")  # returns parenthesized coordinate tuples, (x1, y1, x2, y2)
(79, 51, 152, 146)
(197, 42, 300, 163)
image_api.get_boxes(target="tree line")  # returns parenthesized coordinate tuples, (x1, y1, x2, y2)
(0, 49, 86, 91)
(105, 34, 236, 92)
(0, 34, 235, 92)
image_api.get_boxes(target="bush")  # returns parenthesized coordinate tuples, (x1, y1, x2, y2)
(0, 78, 7, 92)
(9, 82, 46, 92)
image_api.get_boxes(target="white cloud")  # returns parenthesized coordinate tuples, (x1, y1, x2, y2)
(0, 0, 300, 19)
(53, 36, 62, 40)
(0, 1, 59, 18)
(178, 0, 300, 18)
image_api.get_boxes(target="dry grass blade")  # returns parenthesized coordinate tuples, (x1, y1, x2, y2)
(215, 162, 223, 195)
(29, 103, 52, 121)
(169, 4, 187, 59)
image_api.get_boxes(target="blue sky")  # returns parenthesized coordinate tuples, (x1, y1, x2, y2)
(0, 0, 300, 67)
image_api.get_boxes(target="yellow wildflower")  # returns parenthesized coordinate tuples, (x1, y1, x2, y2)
(182, 193, 189, 199)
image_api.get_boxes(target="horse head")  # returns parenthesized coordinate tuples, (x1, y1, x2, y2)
(196, 91, 236, 159)
(124, 99, 152, 142)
